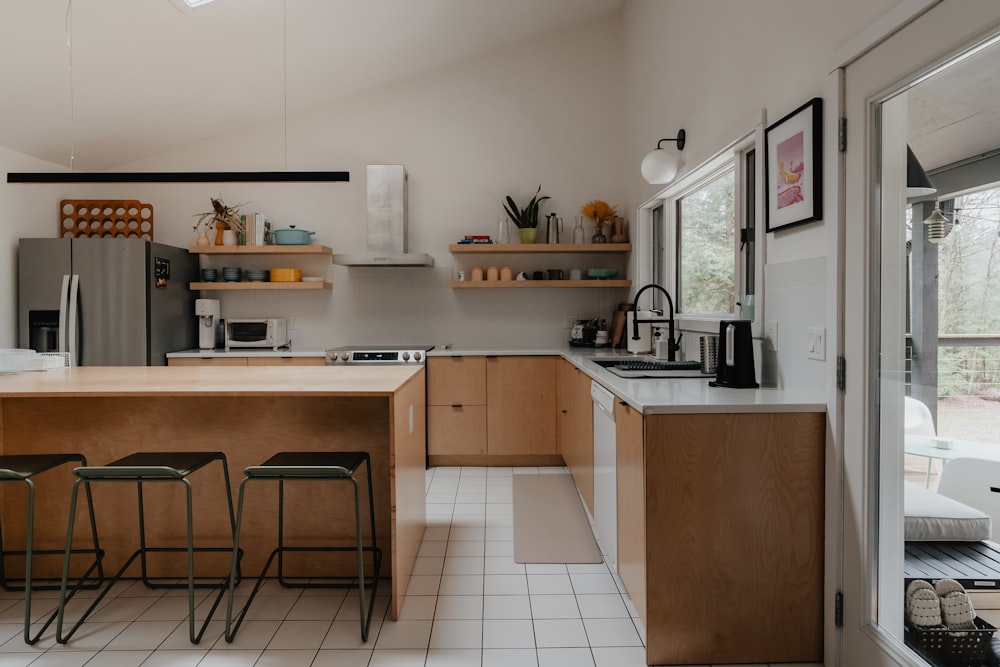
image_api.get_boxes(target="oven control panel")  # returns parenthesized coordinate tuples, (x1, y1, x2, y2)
(325, 347, 429, 365)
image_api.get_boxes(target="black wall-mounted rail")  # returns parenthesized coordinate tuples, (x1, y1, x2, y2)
(7, 171, 350, 184)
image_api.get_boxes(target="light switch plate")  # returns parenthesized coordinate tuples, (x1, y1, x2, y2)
(807, 327, 826, 361)
(765, 321, 778, 352)
(289, 316, 300, 330)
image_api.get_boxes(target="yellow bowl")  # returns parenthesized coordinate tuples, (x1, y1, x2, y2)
(270, 268, 302, 282)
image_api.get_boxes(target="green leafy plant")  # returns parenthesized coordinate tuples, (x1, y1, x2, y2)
(503, 185, 550, 229)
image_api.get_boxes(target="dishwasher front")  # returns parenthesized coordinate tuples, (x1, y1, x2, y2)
(591, 380, 617, 568)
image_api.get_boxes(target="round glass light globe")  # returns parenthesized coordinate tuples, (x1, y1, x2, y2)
(640, 149, 680, 184)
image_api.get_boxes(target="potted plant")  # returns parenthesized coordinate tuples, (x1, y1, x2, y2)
(503, 185, 550, 244)
(193, 198, 245, 246)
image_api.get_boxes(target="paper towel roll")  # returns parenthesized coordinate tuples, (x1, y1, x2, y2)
(626, 311, 653, 354)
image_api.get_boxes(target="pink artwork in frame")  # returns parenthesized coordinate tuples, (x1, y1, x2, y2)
(765, 97, 823, 231)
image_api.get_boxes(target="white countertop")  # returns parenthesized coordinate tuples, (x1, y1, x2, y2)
(429, 346, 826, 415)
(167, 348, 327, 358)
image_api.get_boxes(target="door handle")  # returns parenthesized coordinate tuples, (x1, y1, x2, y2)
(67, 275, 80, 366)
(58, 275, 70, 353)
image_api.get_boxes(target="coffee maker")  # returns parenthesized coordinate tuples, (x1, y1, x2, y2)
(195, 299, 220, 350)
(709, 320, 758, 388)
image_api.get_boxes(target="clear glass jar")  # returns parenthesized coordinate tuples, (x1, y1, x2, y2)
(497, 215, 512, 245)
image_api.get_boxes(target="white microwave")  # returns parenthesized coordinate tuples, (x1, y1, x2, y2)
(225, 318, 289, 349)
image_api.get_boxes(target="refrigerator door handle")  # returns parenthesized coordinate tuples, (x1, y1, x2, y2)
(58, 274, 70, 353)
(67, 274, 80, 365)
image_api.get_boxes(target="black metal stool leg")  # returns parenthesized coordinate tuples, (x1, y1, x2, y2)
(224, 451, 383, 644)
(58, 453, 241, 645)
(0, 455, 104, 645)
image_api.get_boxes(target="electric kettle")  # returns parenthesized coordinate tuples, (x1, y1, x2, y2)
(709, 320, 758, 388)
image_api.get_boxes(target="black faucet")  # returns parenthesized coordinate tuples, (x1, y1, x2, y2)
(630, 283, 679, 361)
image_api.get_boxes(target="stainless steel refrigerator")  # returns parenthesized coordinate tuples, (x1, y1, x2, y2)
(18, 237, 198, 366)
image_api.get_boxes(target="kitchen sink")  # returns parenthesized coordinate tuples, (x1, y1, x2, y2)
(584, 356, 711, 379)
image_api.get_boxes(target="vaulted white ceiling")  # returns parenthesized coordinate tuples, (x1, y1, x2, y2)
(0, 0, 623, 171)
(3, 1, 998, 177)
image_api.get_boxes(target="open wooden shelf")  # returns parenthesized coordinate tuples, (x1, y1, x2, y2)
(449, 243, 631, 254)
(450, 280, 631, 289)
(189, 245, 332, 255)
(190, 281, 331, 291)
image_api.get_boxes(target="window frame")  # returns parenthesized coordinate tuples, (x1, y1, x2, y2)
(640, 123, 765, 339)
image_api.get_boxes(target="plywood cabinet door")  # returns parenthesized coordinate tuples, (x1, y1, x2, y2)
(427, 357, 487, 406)
(427, 357, 487, 456)
(642, 412, 824, 665)
(557, 359, 594, 514)
(427, 406, 488, 455)
(615, 400, 646, 631)
(486, 356, 557, 455)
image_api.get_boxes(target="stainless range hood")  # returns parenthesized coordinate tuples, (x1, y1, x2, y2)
(332, 165, 434, 267)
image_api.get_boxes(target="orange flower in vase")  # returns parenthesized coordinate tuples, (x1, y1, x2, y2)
(581, 200, 617, 243)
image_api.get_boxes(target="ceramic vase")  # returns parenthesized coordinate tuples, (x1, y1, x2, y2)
(519, 227, 538, 244)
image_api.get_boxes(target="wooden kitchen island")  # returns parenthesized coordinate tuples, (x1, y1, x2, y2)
(0, 365, 426, 620)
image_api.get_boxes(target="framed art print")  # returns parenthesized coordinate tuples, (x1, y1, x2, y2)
(765, 97, 822, 232)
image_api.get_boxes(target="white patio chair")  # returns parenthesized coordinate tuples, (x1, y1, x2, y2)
(936, 457, 1000, 536)
(905, 396, 939, 485)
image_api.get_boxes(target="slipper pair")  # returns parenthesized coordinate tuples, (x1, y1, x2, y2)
(906, 579, 977, 630)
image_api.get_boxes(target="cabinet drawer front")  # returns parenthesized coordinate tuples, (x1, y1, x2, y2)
(167, 357, 247, 366)
(427, 356, 486, 405)
(246, 357, 326, 366)
(428, 405, 487, 455)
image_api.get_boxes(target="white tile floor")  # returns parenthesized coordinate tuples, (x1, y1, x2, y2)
(0, 466, 823, 666)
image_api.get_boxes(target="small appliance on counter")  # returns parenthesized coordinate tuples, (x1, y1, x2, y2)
(709, 320, 758, 388)
(195, 299, 220, 350)
(569, 319, 609, 347)
(225, 318, 288, 350)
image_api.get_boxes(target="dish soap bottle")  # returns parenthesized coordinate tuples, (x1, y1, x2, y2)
(572, 216, 585, 244)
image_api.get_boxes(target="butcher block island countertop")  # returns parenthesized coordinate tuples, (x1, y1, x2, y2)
(0, 364, 421, 396)
(0, 366, 427, 621)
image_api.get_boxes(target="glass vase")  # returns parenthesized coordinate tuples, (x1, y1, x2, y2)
(497, 216, 512, 245)
(572, 217, 585, 244)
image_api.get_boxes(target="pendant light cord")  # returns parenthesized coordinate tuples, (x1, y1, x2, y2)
(283, 0, 287, 170)
(65, 0, 75, 171)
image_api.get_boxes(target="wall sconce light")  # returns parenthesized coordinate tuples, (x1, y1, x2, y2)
(923, 205, 952, 243)
(641, 130, 686, 185)
(906, 145, 936, 199)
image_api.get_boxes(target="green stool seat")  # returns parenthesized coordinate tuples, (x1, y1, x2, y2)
(0, 453, 104, 644)
(225, 451, 382, 643)
(56, 451, 241, 644)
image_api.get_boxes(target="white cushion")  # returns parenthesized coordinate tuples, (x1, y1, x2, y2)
(904, 480, 992, 541)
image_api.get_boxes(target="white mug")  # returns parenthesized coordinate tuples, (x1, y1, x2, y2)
(569, 268, 582, 280)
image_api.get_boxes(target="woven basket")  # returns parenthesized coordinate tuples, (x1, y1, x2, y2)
(905, 617, 997, 663)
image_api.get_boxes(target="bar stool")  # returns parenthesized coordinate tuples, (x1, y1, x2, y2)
(57, 451, 241, 644)
(0, 454, 104, 644)
(225, 451, 381, 643)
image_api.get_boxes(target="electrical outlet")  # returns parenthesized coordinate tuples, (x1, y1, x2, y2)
(807, 327, 826, 361)
(563, 315, 576, 329)
(289, 316, 300, 330)
(765, 320, 778, 352)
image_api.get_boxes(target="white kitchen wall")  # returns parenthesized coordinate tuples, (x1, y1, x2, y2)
(2, 1, 909, 380)
(620, 0, 898, 393)
(0, 12, 629, 351)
